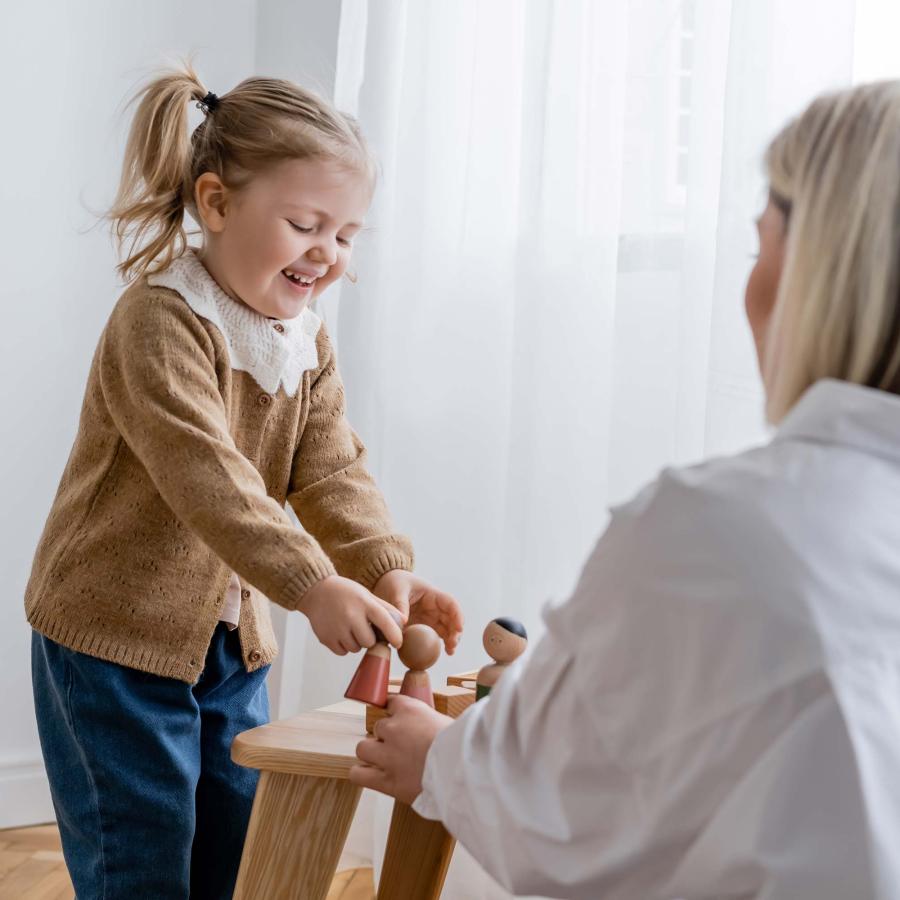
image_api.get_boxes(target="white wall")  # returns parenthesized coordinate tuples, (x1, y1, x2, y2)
(257, 0, 341, 96)
(0, 0, 260, 829)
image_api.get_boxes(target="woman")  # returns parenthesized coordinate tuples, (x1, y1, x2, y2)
(351, 81, 900, 899)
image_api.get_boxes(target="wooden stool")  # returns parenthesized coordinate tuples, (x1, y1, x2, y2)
(231, 700, 456, 900)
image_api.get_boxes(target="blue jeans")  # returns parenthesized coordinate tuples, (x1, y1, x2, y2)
(31, 624, 270, 899)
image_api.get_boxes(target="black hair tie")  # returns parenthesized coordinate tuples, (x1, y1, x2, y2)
(196, 91, 220, 115)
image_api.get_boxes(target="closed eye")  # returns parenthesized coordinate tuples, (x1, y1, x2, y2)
(290, 221, 353, 246)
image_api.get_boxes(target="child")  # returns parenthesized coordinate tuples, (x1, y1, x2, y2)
(25, 62, 463, 899)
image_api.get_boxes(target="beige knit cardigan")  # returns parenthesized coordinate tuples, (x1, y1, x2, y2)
(25, 253, 413, 682)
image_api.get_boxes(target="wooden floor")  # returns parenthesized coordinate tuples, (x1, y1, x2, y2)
(0, 825, 374, 899)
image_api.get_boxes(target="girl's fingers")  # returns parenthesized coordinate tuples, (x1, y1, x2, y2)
(411, 591, 465, 632)
(349, 620, 374, 651)
(409, 609, 462, 649)
(381, 596, 410, 626)
(367, 600, 404, 647)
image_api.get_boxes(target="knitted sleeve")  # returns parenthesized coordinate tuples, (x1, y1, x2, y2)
(98, 288, 336, 609)
(287, 327, 414, 589)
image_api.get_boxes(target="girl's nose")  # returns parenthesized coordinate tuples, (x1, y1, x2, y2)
(308, 239, 338, 267)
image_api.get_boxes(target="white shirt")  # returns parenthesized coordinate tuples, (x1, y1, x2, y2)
(414, 379, 900, 899)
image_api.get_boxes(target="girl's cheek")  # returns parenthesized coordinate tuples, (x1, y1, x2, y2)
(316, 265, 342, 296)
(332, 253, 351, 282)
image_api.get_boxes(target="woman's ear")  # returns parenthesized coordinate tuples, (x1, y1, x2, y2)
(194, 173, 229, 233)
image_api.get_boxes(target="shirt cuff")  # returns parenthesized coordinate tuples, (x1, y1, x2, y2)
(410, 702, 480, 821)
(410, 723, 452, 820)
(411, 787, 443, 820)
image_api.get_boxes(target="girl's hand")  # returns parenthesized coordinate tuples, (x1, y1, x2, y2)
(372, 570, 464, 655)
(298, 575, 405, 655)
(350, 695, 454, 804)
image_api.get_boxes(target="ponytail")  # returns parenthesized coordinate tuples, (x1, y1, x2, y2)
(107, 61, 211, 282)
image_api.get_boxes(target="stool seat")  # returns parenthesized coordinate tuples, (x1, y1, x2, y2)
(231, 701, 364, 779)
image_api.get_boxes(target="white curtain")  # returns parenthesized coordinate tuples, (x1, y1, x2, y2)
(298, 0, 866, 896)
(328, 0, 856, 663)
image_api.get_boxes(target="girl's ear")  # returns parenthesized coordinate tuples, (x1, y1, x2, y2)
(194, 173, 229, 233)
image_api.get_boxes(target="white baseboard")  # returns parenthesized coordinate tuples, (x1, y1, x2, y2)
(0, 759, 55, 829)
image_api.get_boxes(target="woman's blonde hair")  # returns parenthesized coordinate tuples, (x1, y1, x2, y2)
(106, 60, 374, 283)
(762, 80, 900, 422)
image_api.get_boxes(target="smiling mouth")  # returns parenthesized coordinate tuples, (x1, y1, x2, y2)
(282, 269, 318, 290)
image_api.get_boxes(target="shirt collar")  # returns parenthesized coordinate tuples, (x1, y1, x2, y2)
(148, 249, 322, 397)
(774, 378, 900, 462)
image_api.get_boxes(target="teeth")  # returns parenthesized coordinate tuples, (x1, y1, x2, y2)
(284, 269, 316, 285)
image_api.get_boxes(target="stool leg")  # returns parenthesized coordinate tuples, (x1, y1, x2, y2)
(233, 771, 361, 900)
(377, 801, 456, 900)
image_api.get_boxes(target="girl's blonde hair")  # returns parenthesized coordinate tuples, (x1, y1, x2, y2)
(763, 80, 900, 422)
(107, 61, 374, 283)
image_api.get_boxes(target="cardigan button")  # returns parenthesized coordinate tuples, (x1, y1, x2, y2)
(249, 650, 262, 663)
(258, 392, 272, 406)
(273, 322, 285, 334)
(241, 588, 251, 601)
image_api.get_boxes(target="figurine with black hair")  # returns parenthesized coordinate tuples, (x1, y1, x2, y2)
(475, 617, 528, 700)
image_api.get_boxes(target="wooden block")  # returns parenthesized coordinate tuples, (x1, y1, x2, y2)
(365, 684, 400, 733)
(446, 670, 479, 688)
(433, 685, 475, 718)
(366, 703, 390, 734)
(366, 685, 475, 733)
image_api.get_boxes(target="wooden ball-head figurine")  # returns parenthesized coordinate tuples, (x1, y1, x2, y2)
(344, 609, 404, 708)
(476, 617, 528, 700)
(398, 624, 442, 708)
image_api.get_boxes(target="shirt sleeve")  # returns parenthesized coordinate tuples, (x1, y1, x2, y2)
(413, 623, 603, 898)
(412, 469, 832, 899)
(98, 288, 336, 610)
(287, 326, 414, 589)
(413, 589, 642, 900)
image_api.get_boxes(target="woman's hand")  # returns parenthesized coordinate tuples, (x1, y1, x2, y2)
(373, 570, 464, 654)
(298, 575, 405, 655)
(350, 695, 454, 804)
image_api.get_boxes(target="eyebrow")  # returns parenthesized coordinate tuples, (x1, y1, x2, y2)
(283, 205, 364, 229)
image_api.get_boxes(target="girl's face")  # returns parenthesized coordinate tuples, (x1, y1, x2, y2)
(745, 197, 787, 376)
(196, 157, 372, 320)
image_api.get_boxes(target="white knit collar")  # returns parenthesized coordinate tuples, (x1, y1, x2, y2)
(148, 249, 322, 397)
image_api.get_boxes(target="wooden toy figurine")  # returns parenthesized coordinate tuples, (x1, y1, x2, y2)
(476, 617, 528, 700)
(397, 624, 442, 708)
(344, 609, 404, 708)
